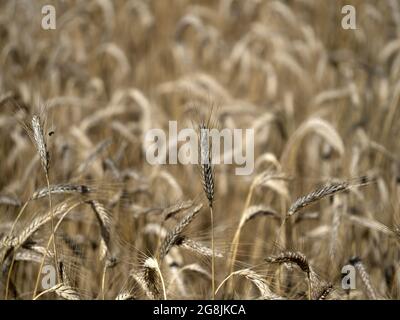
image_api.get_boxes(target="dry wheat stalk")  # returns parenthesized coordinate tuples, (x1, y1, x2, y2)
(330, 196, 345, 261)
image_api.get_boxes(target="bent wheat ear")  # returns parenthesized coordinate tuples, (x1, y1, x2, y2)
(0, 195, 21, 207)
(35, 283, 80, 300)
(130, 272, 156, 300)
(32, 184, 91, 200)
(163, 200, 194, 221)
(77, 139, 112, 174)
(242, 205, 280, 226)
(143, 257, 161, 299)
(350, 257, 377, 300)
(87, 200, 112, 260)
(218, 269, 283, 300)
(287, 176, 373, 218)
(316, 283, 334, 300)
(31, 115, 50, 174)
(7, 202, 70, 251)
(178, 237, 223, 258)
(288, 182, 348, 217)
(159, 203, 203, 261)
(265, 251, 310, 275)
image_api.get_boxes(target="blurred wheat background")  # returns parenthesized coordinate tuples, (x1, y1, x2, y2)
(1, 0, 400, 300)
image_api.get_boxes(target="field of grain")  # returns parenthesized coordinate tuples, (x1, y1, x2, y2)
(1, 0, 400, 300)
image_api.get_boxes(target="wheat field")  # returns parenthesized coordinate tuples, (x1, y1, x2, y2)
(1, 0, 400, 300)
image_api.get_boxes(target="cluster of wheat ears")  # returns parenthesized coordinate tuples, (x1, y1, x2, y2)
(1, 0, 400, 300)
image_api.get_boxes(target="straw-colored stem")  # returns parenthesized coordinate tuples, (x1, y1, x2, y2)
(101, 264, 107, 300)
(210, 205, 215, 299)
(32, 202, 80, 299)
(226, 184, 254, 296)
(45, 173, 59, 282)
(4, 253, 16, 299)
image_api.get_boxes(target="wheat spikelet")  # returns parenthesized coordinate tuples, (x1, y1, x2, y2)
(288, 176, 374, 218)
(32, 184, 91, 200)
(294, 211, 319, 224)
(131, 272, 156, 300)
(158, 203, 202, 261)
(350, 257, 377, 300)
(0, 194, 21, 207)
(179, 263, 211, 280)
(0, 202, 69, 258)
(315, 283, 334, 300)
(86, 200, 114, 263)
(162, 200, 194, 220)
(265, 251, 311, 275)
(16, 244, 54, 264)
(77, 139, 112, 174)
(15, 250, 43, 263)
(199, 123, 214, 207)
(242, 205, 280, 226)
(221, 269, 283, 300)
(115, 292, 135, 300)
(178, 237, 223, 258)
(31, 115, 49, 174)
(53, 284, 81, 300)
(344, 214, 394, 236)
(103, 158, 122, 180)
(142, 257, 161, 299)
(288, 182, 349, 217)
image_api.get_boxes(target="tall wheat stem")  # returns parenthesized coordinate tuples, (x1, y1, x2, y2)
(226, 183, 254, 296)
(32, 202, 80, 299)
(45, 172, 59, 283)
(210, 205, 215, 299)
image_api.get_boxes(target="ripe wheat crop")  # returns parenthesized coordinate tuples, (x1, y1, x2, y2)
(0, 0, 400, 300)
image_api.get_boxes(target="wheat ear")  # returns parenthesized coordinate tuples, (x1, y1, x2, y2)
(199, 122, 216, 299)
(31, 115, 59, 283)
